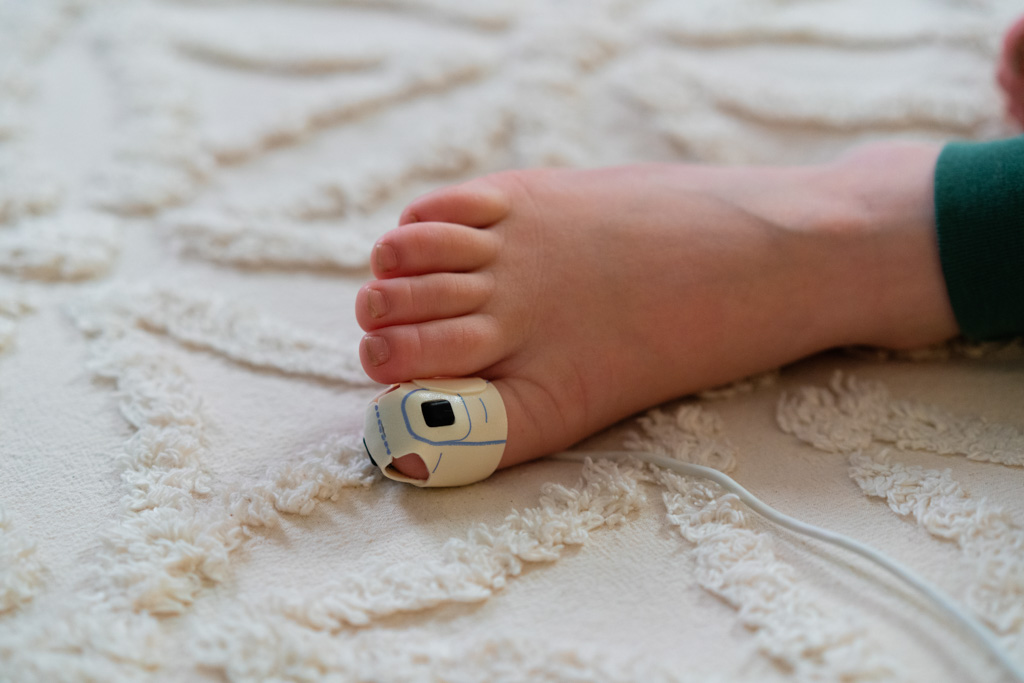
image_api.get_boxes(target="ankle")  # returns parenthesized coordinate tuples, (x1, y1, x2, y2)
(811, 142, 958, 349)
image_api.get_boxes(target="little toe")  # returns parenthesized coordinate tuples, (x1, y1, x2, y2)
(359, 315, 502, 385)
(399, 177, 511, 228)
(356, 272, 493, 331)
(373, 222, 498, 278)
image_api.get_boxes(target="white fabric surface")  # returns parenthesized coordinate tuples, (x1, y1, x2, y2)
(1, 1, 1023, 681)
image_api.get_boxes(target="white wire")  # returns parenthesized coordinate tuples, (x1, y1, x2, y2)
(551, 450, 1024, 683)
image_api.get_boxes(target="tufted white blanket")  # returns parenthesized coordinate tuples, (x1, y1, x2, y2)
(1, 1, 1023, 681)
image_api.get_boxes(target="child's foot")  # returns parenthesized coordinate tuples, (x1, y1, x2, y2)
(999, 15, 1024, 128)
(356, 145, 958, 478)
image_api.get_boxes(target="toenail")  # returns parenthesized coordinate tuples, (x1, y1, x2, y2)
(363, 335, 390, 366)
(366, 288, 388, 319)
(375, 243, 398, 272)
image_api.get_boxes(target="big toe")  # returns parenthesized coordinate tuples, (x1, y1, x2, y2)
(386, 377, 562, 481)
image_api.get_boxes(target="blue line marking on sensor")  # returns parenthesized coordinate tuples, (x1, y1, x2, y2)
(375, 404, 391, 456)
(400, 389, 505, 447)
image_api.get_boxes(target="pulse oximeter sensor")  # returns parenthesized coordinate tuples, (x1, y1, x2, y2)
(363, 377, 507, 487)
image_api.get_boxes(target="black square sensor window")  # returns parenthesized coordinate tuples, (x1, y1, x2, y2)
(421, 399, 456, 428)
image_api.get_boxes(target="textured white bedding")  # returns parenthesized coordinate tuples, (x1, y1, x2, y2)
(1, 1, 1023, 681)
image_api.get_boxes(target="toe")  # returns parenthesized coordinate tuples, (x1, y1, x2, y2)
(399, 177, 511, 228)
(359, 315, 502, 385)
(390, 453, 430, 480)
(356, 272, 493, 331)
(387, 378, 543, 481)
(373, 222, 498, 278)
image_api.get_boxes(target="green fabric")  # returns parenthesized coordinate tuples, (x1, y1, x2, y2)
(934, 135, 1024, 340)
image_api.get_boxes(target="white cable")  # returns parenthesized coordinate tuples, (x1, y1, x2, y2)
(551, 450, 1024, 683)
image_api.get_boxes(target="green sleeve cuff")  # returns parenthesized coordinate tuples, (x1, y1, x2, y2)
(934, 136, 1024, 340)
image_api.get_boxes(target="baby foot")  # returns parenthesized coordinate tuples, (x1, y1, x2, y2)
(998, 15, 1024, 128)
(357, 148, 956, 478)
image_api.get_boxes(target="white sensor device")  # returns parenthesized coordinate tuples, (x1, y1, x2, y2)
(363, 377, 507, 487)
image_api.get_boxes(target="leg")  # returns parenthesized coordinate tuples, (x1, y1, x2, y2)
(356, 144, 958, 476)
